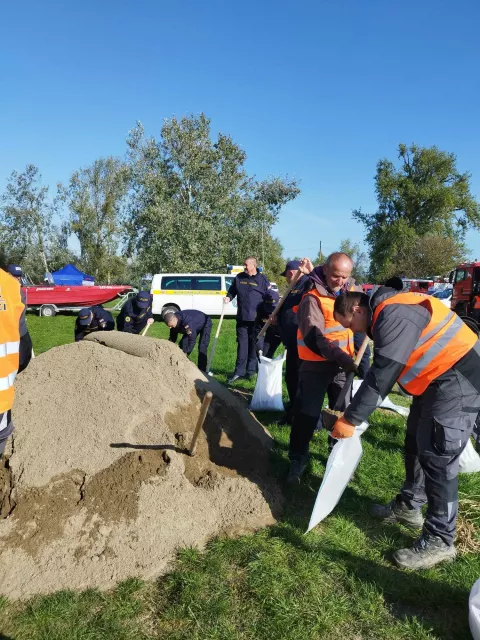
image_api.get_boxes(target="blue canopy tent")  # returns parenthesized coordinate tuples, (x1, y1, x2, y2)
(50, 264, 95, 286)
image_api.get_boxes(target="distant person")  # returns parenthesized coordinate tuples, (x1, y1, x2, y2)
(7, 264, 23, 283)
(164, 309, 212, 372)
(117, 291, 154, 334)
(0, 266, 32, 458)
(224, 257, 271, 383)
(74, 306, 115, 342)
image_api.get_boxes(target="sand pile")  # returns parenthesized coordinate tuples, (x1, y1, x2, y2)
(0, 333, 283, 599)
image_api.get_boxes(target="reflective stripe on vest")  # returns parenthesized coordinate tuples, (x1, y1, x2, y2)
(0, 371, 17, 391)
(297, 287, 354, 362)
(372, 292, 477, 395)
(0, 341, 20, 358)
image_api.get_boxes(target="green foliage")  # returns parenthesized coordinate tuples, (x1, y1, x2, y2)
(60, 157, 131, 282)
(125, 114, 299, 274)
(338, 238, 369, 282)
(354, 144, 480, 280)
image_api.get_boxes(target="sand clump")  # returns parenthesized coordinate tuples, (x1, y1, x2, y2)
(0, 332, 283, 599)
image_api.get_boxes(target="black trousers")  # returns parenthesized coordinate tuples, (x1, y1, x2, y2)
(285, 344, 300, 406)
(179, 318, 212, 372)
(260, 326, 282, 359)
(399, 368, 480, 545)
(234, 320, 258, 376)
(289, 363, 351, 460)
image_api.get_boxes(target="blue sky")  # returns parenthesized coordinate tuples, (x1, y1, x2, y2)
(1, 0, 479, 262)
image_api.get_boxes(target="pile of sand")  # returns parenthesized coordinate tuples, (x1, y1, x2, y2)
(0, 332, 283, 599)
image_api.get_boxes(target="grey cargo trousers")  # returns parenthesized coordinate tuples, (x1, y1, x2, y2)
(399, 368, 480, 545)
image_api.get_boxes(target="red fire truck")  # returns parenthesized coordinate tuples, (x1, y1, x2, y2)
(450, 261, 480, 334)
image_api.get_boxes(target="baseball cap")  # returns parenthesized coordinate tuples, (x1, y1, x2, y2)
(280, 260, 301, 277)
(7, 264, 23, 277)
(78, 308, 92, 326)
(136, 291, 151, 308)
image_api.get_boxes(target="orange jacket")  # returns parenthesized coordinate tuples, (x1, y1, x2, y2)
(473, 296, 480, 310)
(0, 270, 24, 413)
(297, 288, 354, 362)
(372, 292, 477, 395)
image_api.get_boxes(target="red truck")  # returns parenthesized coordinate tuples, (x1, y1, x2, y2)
(450, 261, 480, 334)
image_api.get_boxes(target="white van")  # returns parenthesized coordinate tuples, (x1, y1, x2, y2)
(151, 273, 238, 317)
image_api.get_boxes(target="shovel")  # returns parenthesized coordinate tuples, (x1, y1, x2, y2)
(206, 303, 226, 374)
(321, 334, 370, 431)
(256, 269, 303, 343)
(141, 321, 153, 337)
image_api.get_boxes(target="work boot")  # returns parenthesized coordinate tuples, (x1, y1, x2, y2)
(277, 412, 293, 427)
(286, 456, 308, 485)
(393, 532, 457, 570)
(370, 497, 423, 529)
(227, 374, 243, 384)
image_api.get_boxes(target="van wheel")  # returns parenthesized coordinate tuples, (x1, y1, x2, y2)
(40, 305, 57, 317)
(161, 305, 179, 318)
(460, 316, 479, 336)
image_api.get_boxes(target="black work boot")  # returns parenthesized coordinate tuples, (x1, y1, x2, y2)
(286, 456, 308, 485)
(393, 532, 457, 570)
(370, 497, 423, 529)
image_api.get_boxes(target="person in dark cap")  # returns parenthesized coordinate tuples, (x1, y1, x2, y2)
(255, 288, 281, 359)
(74, 305, 115, 342)
(117, 291, 154, 334)
(275, 260, 311, 424)
(7, 264, 23, 283)
(164, 309, 212, 372)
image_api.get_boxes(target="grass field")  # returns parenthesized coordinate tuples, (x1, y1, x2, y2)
(1, 313, 480, 639)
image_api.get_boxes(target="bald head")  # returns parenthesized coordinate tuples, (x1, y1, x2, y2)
(324, 252, 353, 292)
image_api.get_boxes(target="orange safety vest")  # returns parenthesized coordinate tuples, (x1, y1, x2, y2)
(296, 288, 354, 362)
(0, 270, 24, 413)
(474, 296, 480, 310)
(372, 292, 477, 396)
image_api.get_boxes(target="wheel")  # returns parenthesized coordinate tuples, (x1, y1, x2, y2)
(40, 305, 57, 317)
(459, 316, 479, 336)
(161, 304, 179, 318)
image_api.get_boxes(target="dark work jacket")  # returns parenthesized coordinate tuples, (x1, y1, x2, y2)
(169, 310, 210, 354)
(227, 271, 271, 322)
(277, 275, 310, 346)
(116, 297, 153, 334)
(75, 305, 115, 342)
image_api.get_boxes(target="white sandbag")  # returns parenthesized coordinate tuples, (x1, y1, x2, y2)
(250, 352, 286, 412)
(459, 439, 480, 474)
(352, 380, 410, 418)
(306, 422, 368, 532)
(469, 578, 480, 640)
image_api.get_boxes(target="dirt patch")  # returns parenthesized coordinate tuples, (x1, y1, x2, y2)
(0, 333, 283, 599)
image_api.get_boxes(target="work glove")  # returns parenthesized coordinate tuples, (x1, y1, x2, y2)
(341, 359, 358, 375)
(331, 416, 355, 440)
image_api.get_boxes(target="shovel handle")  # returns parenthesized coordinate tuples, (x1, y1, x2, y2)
(141, 322, 152, 337)
(188, 391, 213, 456)
(206, 305, 226, 373)
(256, 269, 303, 342)
(333, 334, 370, 411)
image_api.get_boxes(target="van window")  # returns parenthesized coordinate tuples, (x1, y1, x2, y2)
(161, 276, 193, 290)
(193, 276, 221, 291)
(225, 276, 234, 291)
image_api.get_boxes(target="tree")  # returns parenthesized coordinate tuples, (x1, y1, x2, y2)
(125, 114, 299, 274)
(0, 164, 71, 281)
(354, 144, 480, 280)
(338, 239, 369, 282)
(60, 157, 130, 282)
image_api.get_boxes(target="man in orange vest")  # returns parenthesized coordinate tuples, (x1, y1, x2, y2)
(0, 264, 32, 458)
(331, 286, 480, 569)
(286, 252, 363, 485)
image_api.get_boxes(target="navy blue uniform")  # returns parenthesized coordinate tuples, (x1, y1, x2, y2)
(276, 275, 311, 404)
(117, 296, 153, 334)
(169, 310, 212, 372)
(74, 305, 115, 342)
(227, 271, 271, 377)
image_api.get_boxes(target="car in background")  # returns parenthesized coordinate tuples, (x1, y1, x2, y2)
(151, 273, 237, 317)
(432, 287, 453, 308)
(270, 282, 279, 292)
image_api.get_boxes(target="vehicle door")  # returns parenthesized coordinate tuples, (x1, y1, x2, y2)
(192, 276, 222, 314)
(160, 275, 194, 311)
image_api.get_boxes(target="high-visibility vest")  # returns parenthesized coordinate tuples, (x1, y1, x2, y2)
(0, 270, 24, 413)
(372, 292, 477, 396)
(474, 296, 480, 310)
(296, 288, 354, 362)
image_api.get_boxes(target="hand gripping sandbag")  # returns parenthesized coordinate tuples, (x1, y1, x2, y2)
(470, 578, 480, 640)
(306, 422, 368, 532)
(250, 352, 286, 412)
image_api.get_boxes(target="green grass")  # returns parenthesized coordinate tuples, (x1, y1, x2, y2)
(1, 313, 479, 639)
